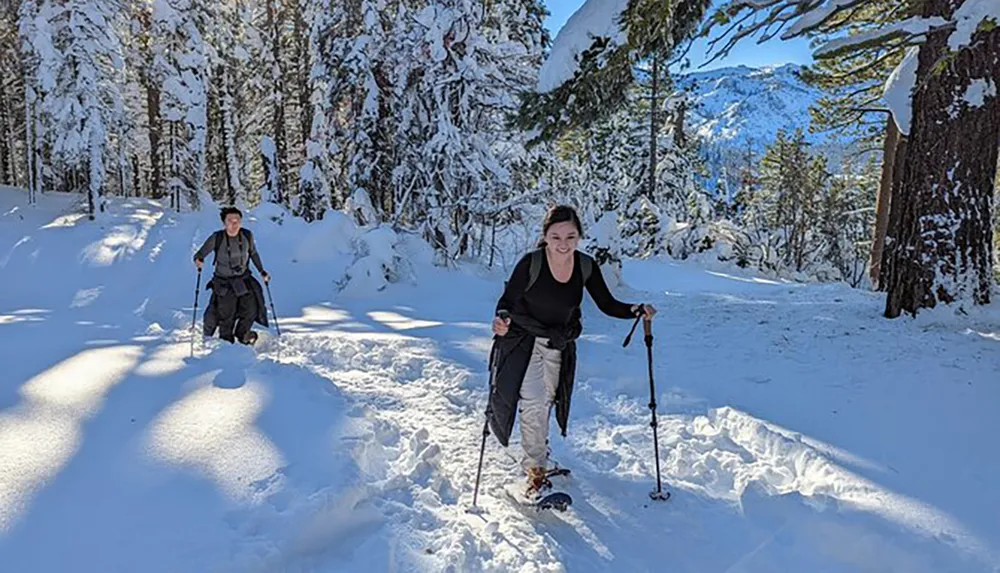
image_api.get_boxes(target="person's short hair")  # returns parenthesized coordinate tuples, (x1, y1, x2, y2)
(220, 206, 243, 222)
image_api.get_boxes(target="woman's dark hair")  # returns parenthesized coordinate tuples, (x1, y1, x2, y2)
(538, 204, 584, 247)
(220, 206, 243, 222)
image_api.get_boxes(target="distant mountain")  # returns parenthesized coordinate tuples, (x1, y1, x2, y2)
(675, 64, 853, 195)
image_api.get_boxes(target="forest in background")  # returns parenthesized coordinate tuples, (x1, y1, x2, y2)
(0, 0, 997, 317)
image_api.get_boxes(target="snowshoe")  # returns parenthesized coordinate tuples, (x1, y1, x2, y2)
(546, 466, 570, 479)
(503, 467, 573, 512)
(503, 482, 573, 512)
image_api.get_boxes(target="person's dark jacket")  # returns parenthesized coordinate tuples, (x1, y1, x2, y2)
(487, 250, 634, 447)
(202, 272, 269, 336)
(488, 311, 581, 447)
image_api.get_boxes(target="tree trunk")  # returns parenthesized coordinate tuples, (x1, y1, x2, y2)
(266, 0, 288, 205)
(869, 115, 901, 289)
(648, 53, 658, 202)
(132, 154, 141, 198)
(0, 81, 11, 185)
(25, 88, 37, 203)
(375, 64, 394, 217)
(879, 131, 909, 288)
(883, 4, 999, 317)
(219, 65, 242, 206)
(672, 97, 686, 150)
(170, 120, 178, 211)
(296, 0, 311, 151)
(147, 78, 163, 199)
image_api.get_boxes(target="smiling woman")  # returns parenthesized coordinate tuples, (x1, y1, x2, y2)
(486, 204, 656, 502)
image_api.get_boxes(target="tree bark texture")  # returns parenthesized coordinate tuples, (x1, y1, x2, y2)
(883, 0, 999, 317)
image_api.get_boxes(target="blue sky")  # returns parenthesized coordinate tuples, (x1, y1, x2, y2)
(542, 0, 815, 71)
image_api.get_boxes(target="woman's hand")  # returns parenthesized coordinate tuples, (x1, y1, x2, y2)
(492, 315, 510, 336)
(631, 303, 657, 320)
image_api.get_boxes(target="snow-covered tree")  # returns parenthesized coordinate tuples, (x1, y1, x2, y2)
(42, 0, 127, 218)
(819, 155, 879, 287)
(17, 0, 51, 204)
(294, 0, 336, 221)
(153, 0, 210, 212)
(201, 0, 250, 207)
(585, 209, 626, 286)
(343, 0, 395, 218)
(396, 0, 527, 261)
(752, 129, 823, 272)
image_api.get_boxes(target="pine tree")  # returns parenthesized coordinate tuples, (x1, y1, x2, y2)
(123, 0, 162, 200)
(262, 0, 288, 205)
(18, 0, 49, 204)
(294, 0, 335, 221)
(706, 0, 1000, 314)
(754, 129, 823, 272)
(819, 155, 879, 286)
(201, 0, 249, 207)
(395, 0, 531, 261)
(153, 0, 211, 212)
(799, 0, 908, 147)
(343, 0, 395, 219)
(516, 0, 713, 144)
(43, 0, 127, 218)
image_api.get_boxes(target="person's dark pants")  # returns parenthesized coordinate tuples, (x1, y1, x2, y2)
(215, 289, 258, 343)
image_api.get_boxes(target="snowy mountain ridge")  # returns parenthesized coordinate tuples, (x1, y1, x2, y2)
(677, 63, 829, 150)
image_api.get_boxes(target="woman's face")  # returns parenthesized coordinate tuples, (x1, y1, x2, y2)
(544, 221, 580, 257)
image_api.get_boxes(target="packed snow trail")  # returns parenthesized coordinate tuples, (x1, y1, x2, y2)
(2, 191, 999, 571)
(248, 269, 1000, 572)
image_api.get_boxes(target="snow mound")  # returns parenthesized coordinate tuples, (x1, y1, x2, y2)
(291, 210, 357, 264)
(252, 201, 292, 225)
(337, 226, 415, 296)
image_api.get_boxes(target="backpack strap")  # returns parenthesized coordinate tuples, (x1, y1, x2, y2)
(579, 252, 593, 284)
(525, 249, 544, 292)
(212, 230, 224, 265)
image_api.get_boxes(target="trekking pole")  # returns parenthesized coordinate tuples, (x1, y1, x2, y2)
(623, 305, 669, 502)
(265, 280, 281, 336)
(643, 316, 669, 501)
(190, 267, 202, 357)
(469, 310, 508, 514)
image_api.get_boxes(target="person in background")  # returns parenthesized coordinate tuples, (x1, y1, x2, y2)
(193, 207, 270, 345)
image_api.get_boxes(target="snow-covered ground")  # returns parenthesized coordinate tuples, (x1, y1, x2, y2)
(1, 189, 999, 572)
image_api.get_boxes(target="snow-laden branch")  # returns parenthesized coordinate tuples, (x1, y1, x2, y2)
(704, 0, 956, 66)
(536, 0, 629, 94)
(814, 17, 949, 58)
